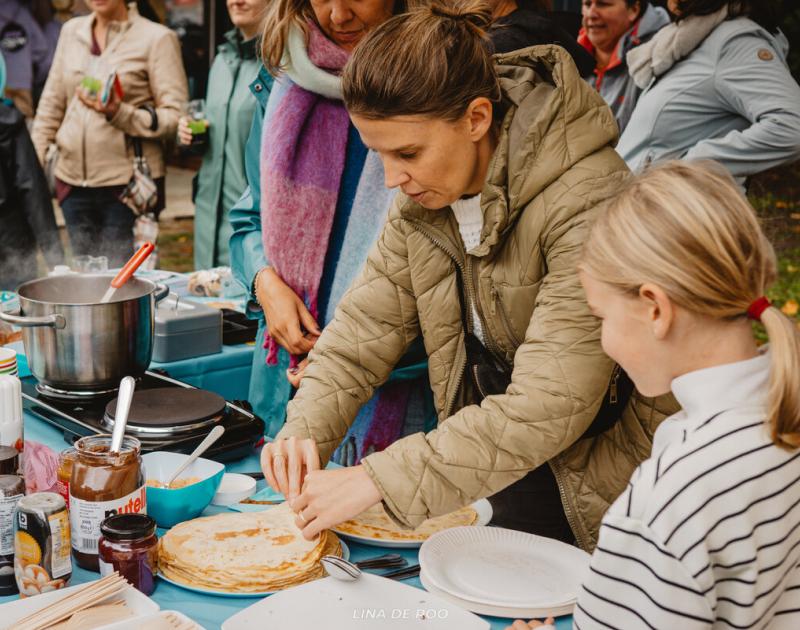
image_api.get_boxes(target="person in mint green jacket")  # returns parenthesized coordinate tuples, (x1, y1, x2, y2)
(181, 0, 266, 269)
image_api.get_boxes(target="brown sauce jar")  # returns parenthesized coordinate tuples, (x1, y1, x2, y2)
(98, 513, 158, 595)
(69, 435, 145, 571)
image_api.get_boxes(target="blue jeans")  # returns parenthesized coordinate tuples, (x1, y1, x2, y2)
(60, 187, 135, 267)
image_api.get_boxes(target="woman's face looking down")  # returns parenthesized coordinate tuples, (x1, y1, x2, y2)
(350, 98, 496, 209)
(310, 0, 396, 52)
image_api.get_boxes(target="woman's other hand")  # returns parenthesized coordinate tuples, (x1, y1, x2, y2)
(260, 436, 321, 500)
(287, 358, 309, 388)
(177, 116, 193, 146)
(76, 85, 121, 120)
(505, 617, 556, 629)
(289, 465, 382, 540)
(256, 267, 321, 355)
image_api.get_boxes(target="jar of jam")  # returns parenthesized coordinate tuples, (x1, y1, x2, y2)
(98, 514, 158, 595)
(69, 435, 145, 571)
(56, 447, 77, 508)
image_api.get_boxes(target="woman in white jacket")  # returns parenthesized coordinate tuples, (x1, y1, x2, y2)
(618, 0, 800, 179)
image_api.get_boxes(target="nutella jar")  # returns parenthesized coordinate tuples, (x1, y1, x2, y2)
(69, 435, 145, 571)
(56, 447, 78, 508)
(98, 514, 158, 595)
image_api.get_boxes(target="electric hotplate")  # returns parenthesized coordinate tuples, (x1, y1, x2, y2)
(21, 371, 265, 462)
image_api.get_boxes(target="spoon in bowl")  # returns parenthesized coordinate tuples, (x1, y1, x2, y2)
(163, 425, 225, 488)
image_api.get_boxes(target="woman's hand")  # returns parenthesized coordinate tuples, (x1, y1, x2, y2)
(289, 465, 382, 540)
(76, 85, 120, 120)
(177, 116, 193, 146)
(505, 617, 555, 630)
(255, 267, 321, 355)
(287, 358, 309, 388)
(260, 436, 320, 501)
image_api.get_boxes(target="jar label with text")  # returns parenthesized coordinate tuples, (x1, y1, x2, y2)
(69, 486, 146, 554)
(0, 494, 22, 555)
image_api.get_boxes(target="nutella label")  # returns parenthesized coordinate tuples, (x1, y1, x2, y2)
(69, 486, 146, 554)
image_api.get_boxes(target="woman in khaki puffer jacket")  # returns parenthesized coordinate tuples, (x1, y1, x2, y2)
(263, 1, 677, 552)
(32, 0, 187, 264)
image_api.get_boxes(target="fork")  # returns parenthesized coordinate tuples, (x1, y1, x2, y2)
(355, 553, 408, 570)
(381, 563, 421, 581)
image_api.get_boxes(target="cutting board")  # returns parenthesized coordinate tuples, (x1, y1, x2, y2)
(221, 574, 489, 629)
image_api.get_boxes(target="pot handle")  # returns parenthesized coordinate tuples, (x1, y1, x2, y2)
(154, 283, 170, 303)
(0, 309, 66, 329)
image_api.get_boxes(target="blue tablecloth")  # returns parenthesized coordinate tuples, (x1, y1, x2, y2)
(1, 410, 574, 629)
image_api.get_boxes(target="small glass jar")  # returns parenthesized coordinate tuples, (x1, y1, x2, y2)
(98, 513, 158, 595)
(56, 447, 77, 508)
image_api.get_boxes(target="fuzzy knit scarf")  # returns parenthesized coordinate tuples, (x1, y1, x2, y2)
(260, 22, 351, 365)
(627, 5, 728, 89)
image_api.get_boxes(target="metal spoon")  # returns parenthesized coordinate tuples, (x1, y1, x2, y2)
(164, 425, 225, 488)
(321, 555, 361, 582)
(110, 376, 135, 454)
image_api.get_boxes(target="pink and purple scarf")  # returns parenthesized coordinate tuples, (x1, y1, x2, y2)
(260, 22, 351, 365)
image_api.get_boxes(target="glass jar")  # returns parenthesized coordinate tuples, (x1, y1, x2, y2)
(56, 447, 77, 508)
(69, 435, 145, 571)
(98, 513, 158, 595)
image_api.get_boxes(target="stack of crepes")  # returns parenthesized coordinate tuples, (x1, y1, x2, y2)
(159, 503, 342, 593)
(336, 504, 479, 542)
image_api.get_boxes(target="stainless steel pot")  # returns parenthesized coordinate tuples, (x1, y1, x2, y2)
(0, 274, 169, 393)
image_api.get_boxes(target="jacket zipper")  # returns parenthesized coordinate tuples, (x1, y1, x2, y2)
(407, 219, 468, 417)
(490, 285, 522, 348)
(549, 457, 591, 551)
(609, 364, 620, 404)
(467, 257, 508, 365)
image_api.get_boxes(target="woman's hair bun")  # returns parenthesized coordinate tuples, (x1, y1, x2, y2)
(428, 0, 493, 32)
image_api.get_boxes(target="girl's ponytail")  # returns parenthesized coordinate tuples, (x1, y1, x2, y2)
(760, 306, 800, 449)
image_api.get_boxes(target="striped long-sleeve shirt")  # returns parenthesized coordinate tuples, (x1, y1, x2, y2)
(573, 350, 800, 629)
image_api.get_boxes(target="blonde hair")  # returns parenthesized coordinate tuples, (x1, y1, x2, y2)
(342, 0, 501, 121)
(582, 161, 800, 450)
(260, 0, 422, 77)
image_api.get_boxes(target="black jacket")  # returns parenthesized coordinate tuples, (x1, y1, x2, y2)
(0, 101, 63, 289)
(489, 8, 596, 76)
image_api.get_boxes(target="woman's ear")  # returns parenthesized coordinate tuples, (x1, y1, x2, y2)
(465, 97, 494, 142)
(639, 283, 674, 340)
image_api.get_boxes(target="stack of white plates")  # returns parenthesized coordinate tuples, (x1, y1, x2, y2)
(418, 526, 591, 618)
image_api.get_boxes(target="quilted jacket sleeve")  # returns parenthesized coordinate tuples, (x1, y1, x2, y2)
(363, 177, 617, 528)
(276, 203, 421, 461)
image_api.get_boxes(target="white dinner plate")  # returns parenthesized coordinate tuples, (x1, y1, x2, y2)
(158, 540, 349, 598)
(332, 499, 493, 549)
(419, 526, 590, 610)
(420, 570, 576, 620)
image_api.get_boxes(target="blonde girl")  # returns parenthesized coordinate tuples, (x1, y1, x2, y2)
(510, 160, 800, 629)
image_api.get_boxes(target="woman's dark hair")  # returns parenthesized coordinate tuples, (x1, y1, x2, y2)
(627, 0, 648, 21)
(29, 0, 54, 27)
(343, 0, 501, 121)
(673, 0, 780, 32)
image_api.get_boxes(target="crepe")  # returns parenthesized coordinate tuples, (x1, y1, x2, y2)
(336, 503, 479, 541)
(158, 503, 342, 593)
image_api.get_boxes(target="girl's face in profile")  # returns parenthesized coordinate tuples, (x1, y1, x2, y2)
(580, 271, 676, 398)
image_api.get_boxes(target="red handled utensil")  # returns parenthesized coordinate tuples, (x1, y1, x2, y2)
(100, 242, 155, 303)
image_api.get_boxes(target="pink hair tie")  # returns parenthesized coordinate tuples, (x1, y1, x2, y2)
(747, 296, 771, 322)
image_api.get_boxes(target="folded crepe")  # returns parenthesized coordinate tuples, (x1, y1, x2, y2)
(336, 504, 478, 541)
(159, 503, 342, 593)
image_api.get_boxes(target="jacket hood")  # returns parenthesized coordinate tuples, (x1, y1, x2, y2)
(398, 45, 618, 257)
(487, 45, 618, 251)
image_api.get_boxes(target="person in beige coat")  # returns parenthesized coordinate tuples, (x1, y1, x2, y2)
(32, 0, 186, 265)
(262, 1, 676, 551)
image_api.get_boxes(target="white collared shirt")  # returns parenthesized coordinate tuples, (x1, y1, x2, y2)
(574, 349, 800, 629)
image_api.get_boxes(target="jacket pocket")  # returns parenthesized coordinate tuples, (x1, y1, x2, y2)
(490, 282, 541, 350)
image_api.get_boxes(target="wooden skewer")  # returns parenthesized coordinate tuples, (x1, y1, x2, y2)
(13, 573, 128, 630)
